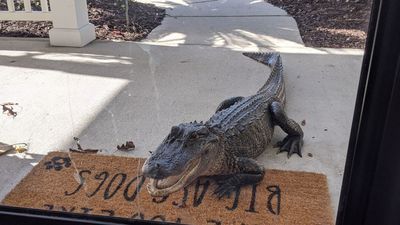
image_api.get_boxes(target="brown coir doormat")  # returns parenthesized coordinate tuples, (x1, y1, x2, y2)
(2, 152, 333, 225)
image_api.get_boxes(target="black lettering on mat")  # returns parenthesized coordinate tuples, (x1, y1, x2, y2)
(245, 184, 259, 213)
(151, 215, 166, 222)
(124, 175, 146, 202)
(104, 173, 127, 200)
(87, 171, 109, 197)
(172, 187, 189, 208)
(266, 185, 281, 215)
(64, 170, 91, 196)
(131, 212, 145, 220)
(101, 209, 115, 216)
(43, 204, 54, 210)
(61, 206, 76, 212)
(81, 207, 93, 214)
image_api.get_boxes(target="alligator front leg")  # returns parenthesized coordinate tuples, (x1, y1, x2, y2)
(215, 96, 244, 112)
(213, 157, 264, 199)
(270, 101, 304, 158)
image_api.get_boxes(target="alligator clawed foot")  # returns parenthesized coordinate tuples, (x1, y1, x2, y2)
(276, 135, 303, 158)
(213, 182, 236, 199)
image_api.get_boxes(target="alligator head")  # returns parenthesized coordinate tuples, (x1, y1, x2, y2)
(142, 121, 221, 197)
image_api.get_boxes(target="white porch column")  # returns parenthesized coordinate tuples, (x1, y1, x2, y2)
(49, 0, 96, 47)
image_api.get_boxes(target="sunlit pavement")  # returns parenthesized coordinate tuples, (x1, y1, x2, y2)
(0, 0, 364, 217)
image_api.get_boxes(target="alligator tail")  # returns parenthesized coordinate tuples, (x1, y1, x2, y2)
(242, 52, 281, 69)
(242, 52, 284, 98)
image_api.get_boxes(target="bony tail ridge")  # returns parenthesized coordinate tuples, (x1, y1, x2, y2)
(242, 52, 281, 69)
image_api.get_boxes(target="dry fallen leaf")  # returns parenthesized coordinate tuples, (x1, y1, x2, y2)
(117, 141, 135, 151)
(69, 148, 99, 154)
(13, 143, 28, 153)
(69, 137, 99, 154)
(1, 102, 19, 118)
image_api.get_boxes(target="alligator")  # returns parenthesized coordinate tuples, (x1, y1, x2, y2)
(142, 52, 304, 198)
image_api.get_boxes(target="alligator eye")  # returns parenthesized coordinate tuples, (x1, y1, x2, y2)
(189, 133, 198, 139)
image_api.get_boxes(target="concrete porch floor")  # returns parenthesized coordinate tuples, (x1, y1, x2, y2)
(0, 0, 364, 218)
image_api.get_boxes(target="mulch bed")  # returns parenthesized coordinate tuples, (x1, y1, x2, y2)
(0, 0, 165, 41)
(266, 0, 372, 48)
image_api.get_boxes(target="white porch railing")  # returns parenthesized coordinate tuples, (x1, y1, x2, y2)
(0, 0, 96, 47)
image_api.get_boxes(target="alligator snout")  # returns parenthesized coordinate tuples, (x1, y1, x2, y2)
(142, 161, 168, 179)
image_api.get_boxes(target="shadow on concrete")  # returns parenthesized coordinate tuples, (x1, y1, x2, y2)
(0, 29, 362, 81)
(0, 151, 44, 201)
(0, 39, 152, 79)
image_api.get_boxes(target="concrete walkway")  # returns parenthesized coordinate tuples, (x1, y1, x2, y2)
(0, 0, 364, 217)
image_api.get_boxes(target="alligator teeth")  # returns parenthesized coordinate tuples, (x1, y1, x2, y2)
(146, 157, 202, 197)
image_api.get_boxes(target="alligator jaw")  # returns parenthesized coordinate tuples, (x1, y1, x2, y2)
(146, 157, 202, 197)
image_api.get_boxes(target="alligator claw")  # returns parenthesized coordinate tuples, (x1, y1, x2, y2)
(213, 183, 236, 199)
(276, 135, 303, 158)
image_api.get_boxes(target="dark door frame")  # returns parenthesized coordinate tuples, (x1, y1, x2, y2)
(1, 0, 400, 224)
(336, 0, 400, 224)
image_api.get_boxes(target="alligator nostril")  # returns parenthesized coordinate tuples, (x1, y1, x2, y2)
(142, 163, 166, 179)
